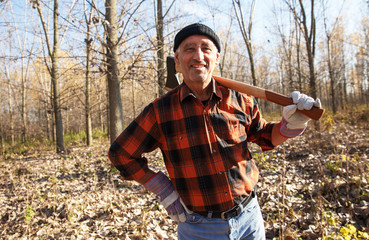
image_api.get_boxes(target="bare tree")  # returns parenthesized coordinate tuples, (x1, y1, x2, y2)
(10, 2, 35, 142)
(155, 0, 176, 96)
(84, 0, 94, 145)
(32, 0, 76, 153)
(322, 1, 345, 113)
(284, 0, 317, 98)
(232, 0, 258, 86)
(219, 18, 234, 77)
(272, 4, 296, 93)
(105, 0, 124, 143)
(155, 0, 165, 96)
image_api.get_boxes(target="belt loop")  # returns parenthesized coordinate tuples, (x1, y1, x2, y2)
(207, 211, 213, 219)
(239, 202, 244, 212)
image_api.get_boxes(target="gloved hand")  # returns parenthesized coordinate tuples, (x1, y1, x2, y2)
(144, 171, 186, 222)
(279, 91, 321, 138)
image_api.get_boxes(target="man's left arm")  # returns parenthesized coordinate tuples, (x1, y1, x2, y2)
(272, 91, 322, 147)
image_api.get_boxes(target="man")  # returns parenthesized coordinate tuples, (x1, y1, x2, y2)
(108, 23, 321, 239)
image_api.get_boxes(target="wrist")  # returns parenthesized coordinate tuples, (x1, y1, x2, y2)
(279, 118, 305, 138)
(144, 171, 174, 199)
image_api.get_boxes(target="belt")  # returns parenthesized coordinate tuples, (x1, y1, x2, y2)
(197, 187, 257, 220)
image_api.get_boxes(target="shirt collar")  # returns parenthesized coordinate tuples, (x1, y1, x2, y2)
(179, 77, 223, 103)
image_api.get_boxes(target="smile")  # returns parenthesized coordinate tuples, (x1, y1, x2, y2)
(191, 63, 207, 69)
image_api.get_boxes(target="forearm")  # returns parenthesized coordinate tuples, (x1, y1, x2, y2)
(136, 169, 157, 185)
(271, 122, 288, 146)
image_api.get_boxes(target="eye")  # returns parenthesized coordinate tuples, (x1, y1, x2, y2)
(201, 45, 213, 52)
(185, 47, 195, 52)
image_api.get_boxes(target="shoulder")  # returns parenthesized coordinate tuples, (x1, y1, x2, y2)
(152, 85, 181, 108)
(216, 82, 256, 108)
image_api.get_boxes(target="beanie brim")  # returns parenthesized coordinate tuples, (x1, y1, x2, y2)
(173, 23, 221, 53)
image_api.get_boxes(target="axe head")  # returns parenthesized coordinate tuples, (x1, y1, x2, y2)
(165, 56, 180, 90)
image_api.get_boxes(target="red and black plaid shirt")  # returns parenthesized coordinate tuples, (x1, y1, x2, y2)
(108, 79, 275, 213)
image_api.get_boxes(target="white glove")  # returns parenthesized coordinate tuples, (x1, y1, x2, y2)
(279, 91, 321, 138)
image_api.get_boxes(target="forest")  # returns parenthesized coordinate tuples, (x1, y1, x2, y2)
(0, 0, 368, 239)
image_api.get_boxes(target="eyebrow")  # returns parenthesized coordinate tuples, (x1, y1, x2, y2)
(183, 42, 214, 49)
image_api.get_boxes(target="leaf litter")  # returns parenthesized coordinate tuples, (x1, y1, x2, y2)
(0, 121, 368, 239)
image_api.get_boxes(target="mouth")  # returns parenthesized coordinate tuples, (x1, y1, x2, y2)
(191, 63, 207, 70)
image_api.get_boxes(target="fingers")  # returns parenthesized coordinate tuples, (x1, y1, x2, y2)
(178, 212, 186, 222)
(291, 91, 320, 110)
(167, 198, 186, 222)
(291, 91, 300, 104)
(283, 104, 297, 120)
(297, 94, 314, 110)
(314, 98, 322, 108)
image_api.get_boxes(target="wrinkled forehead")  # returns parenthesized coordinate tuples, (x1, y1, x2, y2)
(178, 35, 217, 50)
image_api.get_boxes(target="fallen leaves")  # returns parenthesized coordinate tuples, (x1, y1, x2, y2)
(0, 146, 177, 239)
(0, 121, 368, 239)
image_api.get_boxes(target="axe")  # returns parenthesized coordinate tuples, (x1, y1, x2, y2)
(166, 56, 325, 121)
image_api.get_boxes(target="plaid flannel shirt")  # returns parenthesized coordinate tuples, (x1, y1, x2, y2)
(108, 78, 275, 213)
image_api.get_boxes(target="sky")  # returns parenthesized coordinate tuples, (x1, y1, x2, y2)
(173, 0, 368, 47)
(1, 0, 367, 62)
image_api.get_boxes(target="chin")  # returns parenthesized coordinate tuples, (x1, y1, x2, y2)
(190, 74, 209, 83)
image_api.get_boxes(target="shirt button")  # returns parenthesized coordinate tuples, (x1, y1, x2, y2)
(212, 150, 217, 154)
(203, 110, 206, 113)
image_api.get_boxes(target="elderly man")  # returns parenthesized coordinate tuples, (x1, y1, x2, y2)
(108, 23, 321, 240)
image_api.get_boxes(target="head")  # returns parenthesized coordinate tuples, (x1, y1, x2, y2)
(173, 23, 221, 88)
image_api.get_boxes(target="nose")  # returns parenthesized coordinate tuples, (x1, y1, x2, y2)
(193, 47, 204, 61)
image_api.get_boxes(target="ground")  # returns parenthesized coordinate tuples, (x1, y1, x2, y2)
(0, 120, 368, 239)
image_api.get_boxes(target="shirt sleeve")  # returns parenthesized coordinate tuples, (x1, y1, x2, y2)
(108, 103, 161, 181)
(246, 96, 276, 151)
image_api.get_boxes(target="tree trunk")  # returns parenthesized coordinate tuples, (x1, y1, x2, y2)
(84, 1, 93, 146)
(85, 44, 93, 145)
(34, 0, 65, 153)
(327, 36, 337, 113)
(296, 24, 303, 92)
(285, 0, 317, 98)
(232, 0, 258, 86)
(8, 85, 14, 146)
(51, 0, 65, 153)
(300, 0, 317, 98)
(105, 0, 124, 143)
(156, 0, 165, 96)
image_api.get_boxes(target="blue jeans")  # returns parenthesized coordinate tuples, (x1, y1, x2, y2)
(177, 197, 265, 240)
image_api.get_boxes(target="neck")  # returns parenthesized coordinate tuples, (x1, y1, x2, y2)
(187, 80, 212, 101)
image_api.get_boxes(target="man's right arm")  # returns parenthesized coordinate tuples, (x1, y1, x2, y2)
(108, 103, 161, 183)
(107, 102, 186, 222)
(137, 169, 157, 185)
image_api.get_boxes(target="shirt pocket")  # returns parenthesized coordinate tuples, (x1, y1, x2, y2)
(164, 135, 195, 168)
(210, 112, 246, 143)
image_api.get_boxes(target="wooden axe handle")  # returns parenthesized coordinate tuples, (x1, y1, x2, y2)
(213, 76, 325, 121)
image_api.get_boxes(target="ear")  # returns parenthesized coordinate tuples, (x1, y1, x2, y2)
(174, 52, 182, 73)
(215, 52, 220, 65)
(174, 51, 180, 65)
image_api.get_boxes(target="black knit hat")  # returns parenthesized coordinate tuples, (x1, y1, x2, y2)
(173, 23, 221, 53)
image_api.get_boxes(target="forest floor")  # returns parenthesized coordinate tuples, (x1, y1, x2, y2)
(1, 109, 369, 239)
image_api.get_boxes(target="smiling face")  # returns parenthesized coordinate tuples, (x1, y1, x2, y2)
(174, 35, 220, 89)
